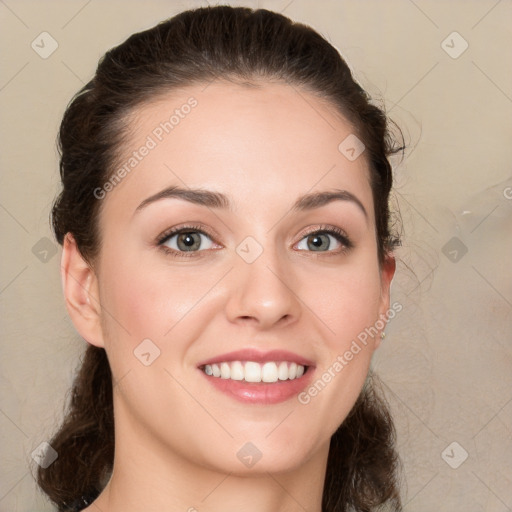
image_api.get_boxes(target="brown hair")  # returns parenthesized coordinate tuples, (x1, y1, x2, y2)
(37, 6, 403, 511)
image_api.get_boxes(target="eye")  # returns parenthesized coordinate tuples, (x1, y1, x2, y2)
(158, 225, 217, 256)
(295, 226, 353, 253)
(156, 224, 352, 258)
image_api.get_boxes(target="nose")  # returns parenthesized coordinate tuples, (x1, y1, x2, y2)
(224, 242, 302, 330)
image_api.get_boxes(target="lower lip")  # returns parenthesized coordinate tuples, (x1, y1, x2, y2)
(199, 367, 315, 404)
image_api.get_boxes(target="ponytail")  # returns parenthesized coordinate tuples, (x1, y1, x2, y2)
(36, 346, 114, 511)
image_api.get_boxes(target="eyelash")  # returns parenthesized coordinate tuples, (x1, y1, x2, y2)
(156, 223, 353, 259)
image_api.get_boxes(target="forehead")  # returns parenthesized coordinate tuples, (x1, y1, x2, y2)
(100, 80, 374, 222)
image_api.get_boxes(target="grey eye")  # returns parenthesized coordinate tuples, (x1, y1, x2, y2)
(162, 231, 214, 252)
(296, 233, 341, 252)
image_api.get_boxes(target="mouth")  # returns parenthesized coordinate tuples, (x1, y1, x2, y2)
(199, 360, 310, 383)
(196, 348, 315, 404)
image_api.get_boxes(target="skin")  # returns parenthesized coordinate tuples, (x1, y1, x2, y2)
(62, 80, 395, 512)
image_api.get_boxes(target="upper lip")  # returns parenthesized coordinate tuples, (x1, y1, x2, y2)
(197, 349, 315, 368)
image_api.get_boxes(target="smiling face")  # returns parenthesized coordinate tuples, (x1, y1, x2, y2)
(64, 80, 395, 477)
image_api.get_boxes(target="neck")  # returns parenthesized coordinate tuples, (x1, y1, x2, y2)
(89, 418, 329, 512)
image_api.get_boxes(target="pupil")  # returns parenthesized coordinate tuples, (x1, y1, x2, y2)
(179, 232, 199, 250)
(309, 234, 328, 251)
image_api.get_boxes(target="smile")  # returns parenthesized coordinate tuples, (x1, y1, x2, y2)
(201, 361, 307, 382)
(197, 348, 315, 404)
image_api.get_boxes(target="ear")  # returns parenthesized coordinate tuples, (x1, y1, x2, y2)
(374, 252, 396, 350)
(61, 233, 105, 348)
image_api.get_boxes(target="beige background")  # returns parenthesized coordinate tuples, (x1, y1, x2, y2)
(1, 0, 511, 510)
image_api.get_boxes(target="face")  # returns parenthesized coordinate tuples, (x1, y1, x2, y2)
(70, 80, 395, 475)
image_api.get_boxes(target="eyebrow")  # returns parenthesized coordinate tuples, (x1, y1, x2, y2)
(135, 186, 368, 219)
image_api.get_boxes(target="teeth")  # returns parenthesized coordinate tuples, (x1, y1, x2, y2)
(261, 362, 277, 383)
(278, 361, 288, 380)
(220, 362, 230, 379)
(202, 361, 307, 382)
(244, 361, 261, 382)
(289, 362, 297, 379)
(230, 361, 244, 380)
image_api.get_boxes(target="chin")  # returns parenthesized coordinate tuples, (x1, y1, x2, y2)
(194, 434, 324, 477)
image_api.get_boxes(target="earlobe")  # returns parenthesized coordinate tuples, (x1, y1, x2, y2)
(381, 252, 396, 301)
(375, 252, 396, 350)
(61, 233, 105, 348)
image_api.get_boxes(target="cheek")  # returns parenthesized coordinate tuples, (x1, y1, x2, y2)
(98, 251, 197, 338)
(96, 250, 227, 382)
(297, 256, 382, 418)
(298, 266, 381, 438)
(304, 258, 383, 345)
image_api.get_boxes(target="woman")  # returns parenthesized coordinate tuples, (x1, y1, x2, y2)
(36, 5, 404, 511)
